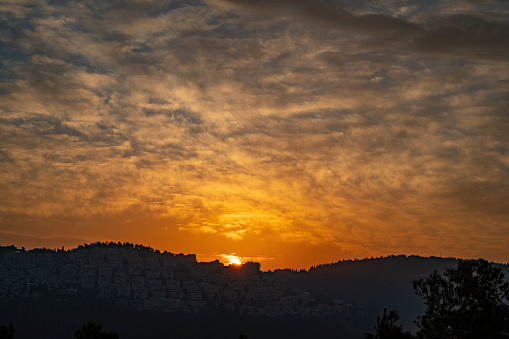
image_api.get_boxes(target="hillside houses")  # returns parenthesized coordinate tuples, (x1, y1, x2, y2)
(0, 243, 352, 317)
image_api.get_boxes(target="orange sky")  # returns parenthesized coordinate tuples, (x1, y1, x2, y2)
(1, 0, 509, 270)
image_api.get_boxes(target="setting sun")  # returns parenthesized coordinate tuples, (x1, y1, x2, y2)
(224, 254, 242, 266)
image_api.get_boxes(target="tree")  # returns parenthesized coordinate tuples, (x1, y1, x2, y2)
(75, 321, 119, 339)
(364, 309, 414, 339)
(413, 259, 509, 339)
(0, 322, 15, 339)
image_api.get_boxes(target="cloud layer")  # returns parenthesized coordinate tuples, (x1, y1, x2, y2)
(1, 0, 508, 268)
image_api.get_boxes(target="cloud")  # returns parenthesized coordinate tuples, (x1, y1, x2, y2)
(210, 0, 509, 61)
(1, 113, 86, 140)
(1, 0, 509, 266)
(216, 0, 422, 34)
(412, 13, 509, 61)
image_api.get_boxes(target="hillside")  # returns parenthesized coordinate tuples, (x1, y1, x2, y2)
(1, 244, 508, 338)
(273, 255, 509, 330)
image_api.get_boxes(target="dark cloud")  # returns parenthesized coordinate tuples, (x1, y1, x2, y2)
(413, 13, 509, 60)
(0, 149, 14, 163)
(143, 108, 204, 126)
(218, 0, 421, 33)
(217, 0, 509, 61)
(0, 113, 86, 139)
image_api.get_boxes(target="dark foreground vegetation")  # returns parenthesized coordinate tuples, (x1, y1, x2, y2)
(0, 298, 371, 339)
(364, 259, 509, 339)
(74, 321, 119, 339)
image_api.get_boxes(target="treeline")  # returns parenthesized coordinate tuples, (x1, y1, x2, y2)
(1, 242, 165, 255)
(364, 259, 509, 338)
(308, 254, 456, 270)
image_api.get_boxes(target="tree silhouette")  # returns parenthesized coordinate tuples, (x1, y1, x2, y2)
(0, 322, 15, 339)
(413, 259, 509, 339)
(75, 321, 119, 339)
(364, 309, 414, 339)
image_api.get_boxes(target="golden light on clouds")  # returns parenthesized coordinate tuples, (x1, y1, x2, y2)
(1, 0, 509, 269)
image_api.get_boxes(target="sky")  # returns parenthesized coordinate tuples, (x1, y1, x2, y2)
(1, 0, 508, 270)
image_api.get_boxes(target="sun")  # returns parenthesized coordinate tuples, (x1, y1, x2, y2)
(230, 257, 241, 265)
(225, 254, 242, 266)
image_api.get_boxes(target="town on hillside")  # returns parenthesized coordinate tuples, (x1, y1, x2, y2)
(0, 243, 352, 317)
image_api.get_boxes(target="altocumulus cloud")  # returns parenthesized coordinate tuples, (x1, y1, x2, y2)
(0, 0, 508, 265)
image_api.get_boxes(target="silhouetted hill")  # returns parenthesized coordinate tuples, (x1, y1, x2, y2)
(0, 243, 374, 338)
(1, 244, 508, 338)
(273, 255, 509, 330)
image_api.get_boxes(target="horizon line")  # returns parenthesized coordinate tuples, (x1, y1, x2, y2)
(2, 241, 507, 270)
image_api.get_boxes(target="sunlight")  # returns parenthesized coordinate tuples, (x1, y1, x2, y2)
(224, 254, 242, 266)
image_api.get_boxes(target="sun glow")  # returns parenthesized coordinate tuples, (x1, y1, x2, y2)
(224, 254, 242, 266)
